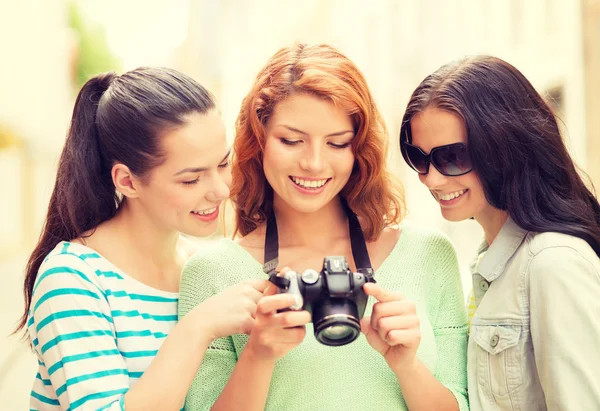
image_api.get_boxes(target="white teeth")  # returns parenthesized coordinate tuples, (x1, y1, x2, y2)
(192, 207, 217, 215)
(291, 177, 328, 189)
(439, 189, 466, 201)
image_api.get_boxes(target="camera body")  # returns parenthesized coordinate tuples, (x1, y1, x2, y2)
(276, 256, 371, 346)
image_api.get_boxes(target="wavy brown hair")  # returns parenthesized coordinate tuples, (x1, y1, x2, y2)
(232, 43, 404, 241)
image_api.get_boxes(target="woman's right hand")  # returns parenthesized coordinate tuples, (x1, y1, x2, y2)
(245, 269, 311, 362)
(194, 279, 269, 340)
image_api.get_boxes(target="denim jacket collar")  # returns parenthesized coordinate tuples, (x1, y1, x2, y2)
(473, 217, 528, 282)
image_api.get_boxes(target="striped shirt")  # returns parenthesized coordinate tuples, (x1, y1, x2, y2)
(27, 241, 179, 410)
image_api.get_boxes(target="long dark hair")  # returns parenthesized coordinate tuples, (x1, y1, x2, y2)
(400, 55, 600, 256)
(16, 67, 216, 334)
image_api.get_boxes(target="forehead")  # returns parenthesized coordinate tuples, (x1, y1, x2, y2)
(160, 110, 228, 167)
(410, 107, 467, 151)
(267, 93, 353, 133)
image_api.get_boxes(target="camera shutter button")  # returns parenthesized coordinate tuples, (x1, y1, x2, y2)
(301, 269, 320, 284)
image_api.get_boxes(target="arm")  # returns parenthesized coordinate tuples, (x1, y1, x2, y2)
(209, 281, 310, 411)
(360, 232, 468, 411)
(31, 253, 264, 411)
(529, 246, 600, 410)
(361, 284, 465, 411)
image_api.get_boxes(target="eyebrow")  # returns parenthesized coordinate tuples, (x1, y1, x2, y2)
(173, 148, 231, 176)
(280, 125, 354, 138)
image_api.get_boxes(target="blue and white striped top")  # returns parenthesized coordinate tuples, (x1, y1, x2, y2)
(27, 241, 179, 410)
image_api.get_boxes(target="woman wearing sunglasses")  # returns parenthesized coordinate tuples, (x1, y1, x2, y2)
(400, 55, 600, 411)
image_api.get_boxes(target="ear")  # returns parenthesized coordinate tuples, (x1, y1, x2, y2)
(112, 163, 143, 199)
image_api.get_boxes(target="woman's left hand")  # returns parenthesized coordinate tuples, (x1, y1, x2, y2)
(361, 283, 421, 371)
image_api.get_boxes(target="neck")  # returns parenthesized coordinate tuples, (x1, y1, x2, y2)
(273, 195, 348, 248)
(474, 206, 510, 245)
(110, 200, 181, 269)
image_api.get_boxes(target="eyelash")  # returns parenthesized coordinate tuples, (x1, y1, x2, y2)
(279, 138, 351, 149)
(183, 161, 229, 185)
(183, 178, 199, 185)
(280, 138, 301, 146)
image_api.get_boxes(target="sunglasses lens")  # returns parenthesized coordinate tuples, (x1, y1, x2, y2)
(404, 144, 428, 174)
(431, 144, 472, 176)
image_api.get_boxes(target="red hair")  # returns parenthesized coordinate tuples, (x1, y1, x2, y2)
(232, 43, 404, 241)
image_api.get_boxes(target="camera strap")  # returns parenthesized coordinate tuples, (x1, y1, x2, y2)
(263, 199, 375, 288)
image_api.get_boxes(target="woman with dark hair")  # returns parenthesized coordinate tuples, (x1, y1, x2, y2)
(400, 55, 600, 410)
(179, 43, 469, 411)
(17, 67, 268, 410)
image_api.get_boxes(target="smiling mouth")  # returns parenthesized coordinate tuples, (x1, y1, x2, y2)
(191, 206, 218, 216)
(289, 176, 331, 190)
(437, 189, 468, 202)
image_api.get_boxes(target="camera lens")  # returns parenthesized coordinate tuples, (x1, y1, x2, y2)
(321, 324, 355, 340)
(313, 300, 361, 346)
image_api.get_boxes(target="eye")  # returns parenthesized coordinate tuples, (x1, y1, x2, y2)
(218, 159, 231, 168)
(279, 138, 302, 146)
(329, 142, 351, 149)
(183, 178, 200, 185)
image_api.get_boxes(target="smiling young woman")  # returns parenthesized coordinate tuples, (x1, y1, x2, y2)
(17, 67, 268, 411)
(400, 55, 600, 411)
(179, 43, 470, 411)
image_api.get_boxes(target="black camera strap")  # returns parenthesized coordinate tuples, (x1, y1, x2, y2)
(263, 199, 375, 288)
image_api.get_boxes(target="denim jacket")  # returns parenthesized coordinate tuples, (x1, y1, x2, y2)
(467, 217, 600, 411)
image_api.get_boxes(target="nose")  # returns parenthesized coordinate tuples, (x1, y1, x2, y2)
(419, 165, 448, 190)
(206, 170, 231, 202)
(299, 143, 324, 173)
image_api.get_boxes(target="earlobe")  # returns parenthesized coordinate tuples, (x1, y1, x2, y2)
(112, 163, 140, 198)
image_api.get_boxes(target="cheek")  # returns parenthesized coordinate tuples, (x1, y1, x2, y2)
(462, 174, 488, 206)
(336, 151, 355, 174)
(263, 145, 290, 175)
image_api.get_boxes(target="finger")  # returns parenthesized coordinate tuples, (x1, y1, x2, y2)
(360, 316, 373, 335)
(371, 300, 417, 320)
(373, 315, 420, 338)
(257, 294, 299, 315)
(261, 325, 307, 345)
(270, 310, 311, 328)
(363, 283, 404, 302)
(385, 329, 422, 347)
(245, 279, 270, 293)
(262, 268, 290, 297)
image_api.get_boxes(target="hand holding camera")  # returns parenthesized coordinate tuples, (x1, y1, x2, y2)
(195, 279, 270, 341)
(271, 256, 373, 346)
(245, 272, 311, 362)
(360, 284, 422, 371)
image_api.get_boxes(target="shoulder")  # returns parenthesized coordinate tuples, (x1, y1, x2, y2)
(526, 232, 600, 281)
(35, 242, 103, 289)
(177, 235, 203, 260)
(183, 239, 240, 273)
(398, 222, 457, 258)
(181, 238, 260, 291)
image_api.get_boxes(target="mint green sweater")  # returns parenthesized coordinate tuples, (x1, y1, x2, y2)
(178, 224, 469, 411)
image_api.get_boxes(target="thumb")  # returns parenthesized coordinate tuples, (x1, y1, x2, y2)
(263, 266, 291, 296)
(360, 316, 372, 335)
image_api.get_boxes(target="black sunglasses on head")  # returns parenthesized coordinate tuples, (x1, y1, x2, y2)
(401, 139, 473, 177)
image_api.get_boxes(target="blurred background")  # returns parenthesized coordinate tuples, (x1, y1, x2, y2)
(1, 0, 599, 407)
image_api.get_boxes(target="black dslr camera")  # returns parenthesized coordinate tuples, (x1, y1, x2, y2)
(273, 256, 373, 346)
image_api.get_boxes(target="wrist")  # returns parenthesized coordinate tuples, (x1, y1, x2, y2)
(388, 355, 420, 380)
(182, 305, 216, 349)
(241, 342, 278, 369)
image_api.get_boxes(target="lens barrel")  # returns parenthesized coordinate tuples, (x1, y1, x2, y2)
(313, 299, 361, 346)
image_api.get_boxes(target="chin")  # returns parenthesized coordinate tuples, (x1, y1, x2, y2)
(440, 209, 472, 222)
(183, 223, 219, 238)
